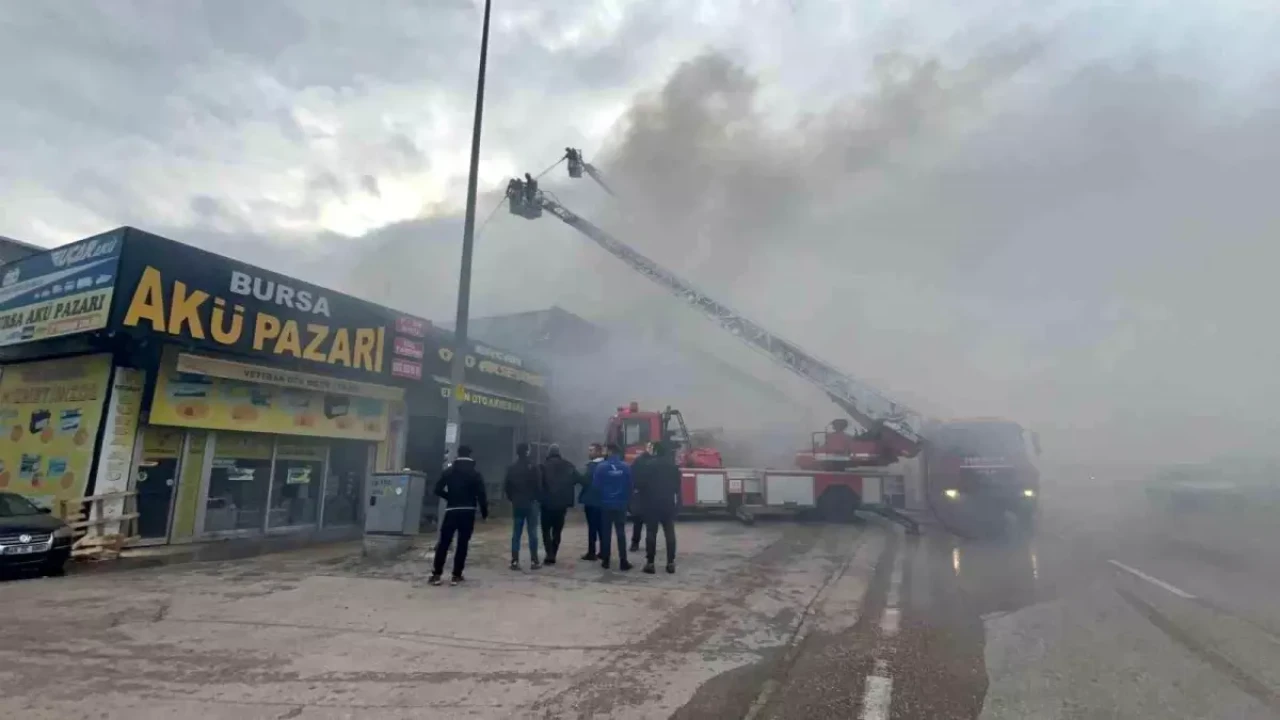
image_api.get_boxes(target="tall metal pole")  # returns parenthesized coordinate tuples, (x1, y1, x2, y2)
(443, 0, 492, 464)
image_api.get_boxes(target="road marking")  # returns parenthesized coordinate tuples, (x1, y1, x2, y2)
(860, 675, 893, 720)
(860, 536, 908, 719)
(1108, 559, 1196, 599)
(880, 607, 900, 636)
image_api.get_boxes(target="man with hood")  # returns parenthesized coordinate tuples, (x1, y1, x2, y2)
(579, 443, 605, 561)
(504, 442, 543, 570)
(430, 445, 489, 586)
(538, 444, 580, 565)
(628, 442, 655, 553)
(634, 440, 682, 574)
(591, 443, 634, 571)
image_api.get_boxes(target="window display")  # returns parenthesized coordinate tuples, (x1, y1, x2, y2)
(204, 432, 272, 532)
(269, 439, 325, 528)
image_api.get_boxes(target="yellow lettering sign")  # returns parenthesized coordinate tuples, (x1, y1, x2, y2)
(122, 266, 167, 331)
(119, 265, 395, 376)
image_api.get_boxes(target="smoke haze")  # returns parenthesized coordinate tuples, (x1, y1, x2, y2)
(350, 27, 1279, 469)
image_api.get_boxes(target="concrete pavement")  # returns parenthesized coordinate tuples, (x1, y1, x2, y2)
(6, 480, 1280, 719)
(0, 517, 879, 719)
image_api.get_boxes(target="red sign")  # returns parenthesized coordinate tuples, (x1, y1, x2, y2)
(394, 336, 425, 359)
(395, 316, 428, 338)
(391, 358, 422, 381)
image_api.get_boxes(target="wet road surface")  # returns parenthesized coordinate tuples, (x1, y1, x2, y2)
(2, 483, 1279, 718)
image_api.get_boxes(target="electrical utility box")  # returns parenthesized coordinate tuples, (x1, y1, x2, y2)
(365, 471, 428, 535)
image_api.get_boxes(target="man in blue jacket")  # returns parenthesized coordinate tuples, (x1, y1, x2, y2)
(591, 443, 634, 571)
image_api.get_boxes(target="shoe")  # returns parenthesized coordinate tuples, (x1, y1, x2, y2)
(510, 559, 521, 571)
(629, 543, 640, 553)
(666, 563, 676, 574)
(450, 574, 465, 585)
(581, 553, 598, 562)
(428, 575, 443, 586)
(545, 556, 557, 566)
(531, 559, 543, 570)
(620, 560, 633, 572)
(600, 559, 611, 570)
(643, 562, 656, 574)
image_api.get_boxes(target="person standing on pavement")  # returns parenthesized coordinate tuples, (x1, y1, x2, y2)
(628, 442, 655, 553)
(592, 443, 634, 571)
(429, 445, 489, 586)
(634, 441, 681, 574)
(579, 444, 605, 561)
(538, 444, 580, 565)
(504, 442, 543, 570)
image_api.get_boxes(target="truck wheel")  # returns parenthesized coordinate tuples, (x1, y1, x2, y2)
(817, 486, 861, 523)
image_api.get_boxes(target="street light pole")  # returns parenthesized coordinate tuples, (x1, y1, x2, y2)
(444, 0, 492, 464)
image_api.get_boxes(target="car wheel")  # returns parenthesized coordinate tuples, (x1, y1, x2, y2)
(42, 560, 67, 578)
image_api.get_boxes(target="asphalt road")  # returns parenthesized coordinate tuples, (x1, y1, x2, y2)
(3, 483, 1279, 719)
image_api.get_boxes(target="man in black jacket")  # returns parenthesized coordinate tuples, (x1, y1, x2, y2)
(628, 442, 654, 552)
(504, 442, 543, 570)
(538, 444, 580, 565)
(430, 445, 489, 586)
(579, 444, 605, 561)
(634, 441, 681, 574)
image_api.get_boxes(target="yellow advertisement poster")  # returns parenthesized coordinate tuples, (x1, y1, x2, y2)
(0, 353, 113, 515)
(150, 348, 389, 442)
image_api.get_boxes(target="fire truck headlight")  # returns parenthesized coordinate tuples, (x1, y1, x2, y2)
(944, 488, 960, 500)
(1023, 488, 1036, 498)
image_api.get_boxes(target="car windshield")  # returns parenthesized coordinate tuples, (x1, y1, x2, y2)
(0, 492, 43, 517)
(934, 423, 1027, 457)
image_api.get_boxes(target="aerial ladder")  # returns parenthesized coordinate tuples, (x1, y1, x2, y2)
(505, 150, 924, 532)
(509, 149, 923, 458)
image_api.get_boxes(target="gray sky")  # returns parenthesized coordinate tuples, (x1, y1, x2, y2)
(1, 0, 1277, 465)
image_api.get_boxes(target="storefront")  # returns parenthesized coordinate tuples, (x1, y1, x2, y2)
(0, 226, 549, 546)
(125, 347, 403, 543)
(105, 229, 427, 544)
(0, 230, 123, 522)
(402, 327, 551, 499)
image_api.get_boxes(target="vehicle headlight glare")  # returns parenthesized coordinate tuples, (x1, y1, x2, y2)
(944, 488, 960, 500)
(1023, 488, 1036, 498)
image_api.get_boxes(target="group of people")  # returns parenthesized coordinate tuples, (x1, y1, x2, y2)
(429, 440, 682, 586)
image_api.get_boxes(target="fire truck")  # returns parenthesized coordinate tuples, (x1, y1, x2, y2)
(605, 401, 722, 469)
(506, 150, 1041, 535)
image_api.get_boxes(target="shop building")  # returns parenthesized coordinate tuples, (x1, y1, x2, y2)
(0, 227, 548, 549)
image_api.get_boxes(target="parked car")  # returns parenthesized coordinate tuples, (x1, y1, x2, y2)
(0, 492, 74, 577)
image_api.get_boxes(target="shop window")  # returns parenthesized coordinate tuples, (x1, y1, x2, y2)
(205, 432, 272, 532)
(270, 439, 326, 528)
(324, 440, 370, 527)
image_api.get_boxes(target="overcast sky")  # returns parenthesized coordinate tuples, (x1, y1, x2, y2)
(1, 1, 1277, 466)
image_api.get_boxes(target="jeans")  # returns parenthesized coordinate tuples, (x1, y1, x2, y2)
(583, 506, 602, 556)
(598, 508, 630, 564)
(511, 505, 540, 560)
(540, 507, 568, 560)
(432, 510, 476, 578)
(645, 512, 677, 564)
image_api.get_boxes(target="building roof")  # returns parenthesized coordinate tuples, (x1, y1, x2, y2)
(0, 235, 45, 266)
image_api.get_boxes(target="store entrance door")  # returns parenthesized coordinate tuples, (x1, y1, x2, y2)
(136, 428, 184, 542)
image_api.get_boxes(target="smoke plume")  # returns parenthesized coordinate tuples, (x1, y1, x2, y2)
(352, 32, 1280, 468)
